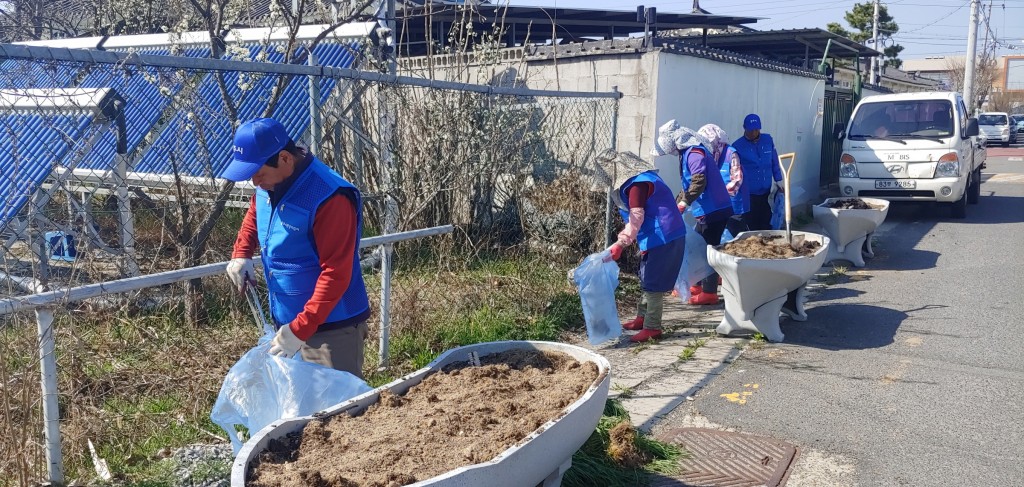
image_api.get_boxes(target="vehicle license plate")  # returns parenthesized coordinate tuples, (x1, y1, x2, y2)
(874, 180, 916, 189)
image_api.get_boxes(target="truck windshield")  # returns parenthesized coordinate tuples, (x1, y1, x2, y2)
(848, 100, 954, 139)
(978, 114, 1008, 125)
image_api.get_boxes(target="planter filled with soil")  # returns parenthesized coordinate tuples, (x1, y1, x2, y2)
(708, 231, 829, 342)
(813, 197, 889, 267)
(233, 341, 611, 487)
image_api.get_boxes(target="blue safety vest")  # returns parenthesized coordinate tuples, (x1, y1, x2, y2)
(617, 171, 686, 252)
(732, 133, 781, 196)
(681, 146, 733, 218)
(255, 158, 369, 328)
(718, 146, 749, 215)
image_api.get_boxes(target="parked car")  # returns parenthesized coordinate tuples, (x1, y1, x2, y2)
(1013, 116, 1024, 134)
(833, 91, 982, 219)
(978, 112, 1017, 146)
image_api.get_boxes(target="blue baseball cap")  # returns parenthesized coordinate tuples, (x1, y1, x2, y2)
(743, 114, 762, 131)
(220, 118, 291, 181)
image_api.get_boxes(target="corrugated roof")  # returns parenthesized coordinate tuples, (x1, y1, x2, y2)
(0, 25, 369, 233)
(0, 112, 94, 233)
(667, 28, 879, 61)
(396, 4, 760, 55)
(132, 41, 360, 178)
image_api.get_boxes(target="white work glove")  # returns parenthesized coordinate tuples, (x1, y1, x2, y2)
(225, 258, 256, 293)
(268, 325, 304, 357)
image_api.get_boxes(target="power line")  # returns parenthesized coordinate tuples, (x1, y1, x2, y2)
(898, 0, 970, 33)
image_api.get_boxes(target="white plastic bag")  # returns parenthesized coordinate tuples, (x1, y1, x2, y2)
(210, 335, 373, 453)
(572, 250, 621, 346)
(673, 213, 714, 300)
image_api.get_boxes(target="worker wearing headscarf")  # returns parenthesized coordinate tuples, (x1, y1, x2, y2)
(594, 150, 686, 343)
(653, 120, 733, 306)
(698, 123, 748, 242)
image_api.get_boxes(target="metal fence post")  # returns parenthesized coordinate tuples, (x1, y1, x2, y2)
(379, 242, 392, 368)
(36, 306, 64, 484)
(308, 50, 321, 154)
(605, 86, 620, 246)
(113, 100, 138, 277)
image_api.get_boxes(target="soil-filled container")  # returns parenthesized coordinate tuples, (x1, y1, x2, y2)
(813, 197, 889, 267)
(233, 340, 611, 487)
(708, 231, 829, 342)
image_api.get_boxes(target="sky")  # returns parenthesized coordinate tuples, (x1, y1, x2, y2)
(506, 0, 1024, 61)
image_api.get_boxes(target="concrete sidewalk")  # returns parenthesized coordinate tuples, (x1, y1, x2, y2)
(577, 294, 749, 431)
(577, 219, 855, 486)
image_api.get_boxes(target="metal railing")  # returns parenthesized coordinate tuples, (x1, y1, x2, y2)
(0, 33, 618, 485)
(0, 225, 452, 484)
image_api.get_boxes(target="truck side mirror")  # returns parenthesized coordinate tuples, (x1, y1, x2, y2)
(965, 118, 979, 137)
(832, 122, 846, 140)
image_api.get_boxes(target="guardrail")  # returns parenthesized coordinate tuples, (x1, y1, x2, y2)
(0, 224, 453, 484)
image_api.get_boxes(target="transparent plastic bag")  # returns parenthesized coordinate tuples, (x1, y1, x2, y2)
(673, 213, 714, 300)
(210, 335, 373, 453)
(571, 250, 621, 346)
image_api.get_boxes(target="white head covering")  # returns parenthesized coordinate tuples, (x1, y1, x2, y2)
(592, 150, 656, 209)
(697, 124, 728, 158)
(651, 119, 713, 157)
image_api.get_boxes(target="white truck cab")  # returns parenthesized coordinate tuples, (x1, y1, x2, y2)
(834, 91, 983, 219)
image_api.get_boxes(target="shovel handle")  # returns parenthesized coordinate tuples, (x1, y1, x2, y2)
(778, 153, 797, 244)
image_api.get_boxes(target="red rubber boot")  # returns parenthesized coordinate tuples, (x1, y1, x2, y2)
(688, 292, 720, 305)
(630, 328, 663, 343)
(622, 316, 645, 331)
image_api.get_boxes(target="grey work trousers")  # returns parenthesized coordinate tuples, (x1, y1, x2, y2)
(299, 321, 369, 379)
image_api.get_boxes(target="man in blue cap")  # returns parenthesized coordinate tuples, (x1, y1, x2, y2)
(732, 114, 783, 231)
(221, 117, 370, 378)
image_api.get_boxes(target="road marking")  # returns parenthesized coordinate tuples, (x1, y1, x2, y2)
(985, 173, 1024, 183)
(1009, 157, 1023, 161)
(904, 337, 923, 347)
(721, 383, 759, 404)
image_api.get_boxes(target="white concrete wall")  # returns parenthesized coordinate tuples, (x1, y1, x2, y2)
(649, 53, 826, 206)
(520, 52, 660, 157)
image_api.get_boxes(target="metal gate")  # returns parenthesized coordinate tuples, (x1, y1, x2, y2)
(819, 88, 856, 187)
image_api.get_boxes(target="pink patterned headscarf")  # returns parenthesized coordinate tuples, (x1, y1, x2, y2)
(697, 124, 728, 159)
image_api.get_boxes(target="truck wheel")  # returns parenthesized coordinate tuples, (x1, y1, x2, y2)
(950, 187, 968, 219)
(968, 169, 981, 204)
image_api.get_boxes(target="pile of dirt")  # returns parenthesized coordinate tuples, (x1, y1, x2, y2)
(824, 198, 883, 210)
(718, 235, 822, 259)
(248, 350, 600, 487)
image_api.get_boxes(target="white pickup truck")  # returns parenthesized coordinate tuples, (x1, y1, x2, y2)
(833, 91, 985, 219)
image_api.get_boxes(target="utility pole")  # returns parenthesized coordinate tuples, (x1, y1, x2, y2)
(870, 0, 880, 84)
(980, 1, 991, 61)
(964, 0, 980, 114)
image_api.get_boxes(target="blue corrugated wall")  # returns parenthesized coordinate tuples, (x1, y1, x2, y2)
(0, 40, 361, 232)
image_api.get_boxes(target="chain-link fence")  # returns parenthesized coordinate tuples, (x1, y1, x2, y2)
(0, 30, 617, 485)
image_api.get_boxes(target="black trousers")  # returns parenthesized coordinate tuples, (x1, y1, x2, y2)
(725, 214, 749, 239)
(697, 215, 730, 294)
(744, 192, 773, 231)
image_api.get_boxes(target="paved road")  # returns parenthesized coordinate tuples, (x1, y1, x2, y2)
(658, 150, 1024, 486)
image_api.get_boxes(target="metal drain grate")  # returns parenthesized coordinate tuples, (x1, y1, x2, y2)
(649, 428, 798, 487)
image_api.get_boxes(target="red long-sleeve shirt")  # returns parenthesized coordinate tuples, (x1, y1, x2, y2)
(232, 193, 358, 341)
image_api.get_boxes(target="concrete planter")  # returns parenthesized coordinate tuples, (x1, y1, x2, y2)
(708, 231, 829, 342)
(813, 197, 889, 267)
(232, 341, 611, 487)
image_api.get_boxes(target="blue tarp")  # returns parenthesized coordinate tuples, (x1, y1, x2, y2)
(0, 40, 362, 232)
